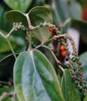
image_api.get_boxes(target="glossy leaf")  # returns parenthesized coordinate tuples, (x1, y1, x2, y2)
(51, 0, 82, 26)
(38, 46, 62, 77)
(6, 10, 28, 27)
(29, 5, 53, 26)
(61, 69, 81, 101)
(29, 25, 51, 43)
(14, 50, 65, 101)
(4, 0, 32, 12)
(38, 46, 56, 66)
(51, 0, 69, 25)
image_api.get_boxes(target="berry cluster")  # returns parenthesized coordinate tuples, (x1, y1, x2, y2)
(48, 25, 68, 62)
(48, 25, 87, 95)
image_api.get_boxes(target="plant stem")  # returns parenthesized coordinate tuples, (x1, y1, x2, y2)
(46, 46, 64, 72)
(6, 39, 16, 59)
(6, 27, 15, 38)
(25, 14, 34, 30)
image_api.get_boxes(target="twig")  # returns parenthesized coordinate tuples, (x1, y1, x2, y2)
(6, 27, 15, 38)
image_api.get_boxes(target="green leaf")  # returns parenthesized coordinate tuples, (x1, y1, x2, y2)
(0, 86, 14, 101)
(51, 0, 82, 26)
(84, 95, 87, 101)
(4, 0, 32, 12)
(6, 10, 28, 27)
(70, 19, 87, 44)
(51, 0, 69, 25)
(80, 52, 87, 68)
(14, 50, 65, 101)
(0, 32, 16, 53)
(0, 86, 12, 95)
(0, 30, 26, 53)
(29, 5, 53, 26)
(68, 1, 82, 20)
(38, 46, 56, 66)
(61, 69, 81, 101)
(10, 36, 26, 52)
(80, 52, 87, 80)
(29, 25, 51, 43)
(0, 5, 11, 32)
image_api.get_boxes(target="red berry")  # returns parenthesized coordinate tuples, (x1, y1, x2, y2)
(60, 45, 65, 51)
(61, 50, 67, 57)
(48, 26, 57, 36)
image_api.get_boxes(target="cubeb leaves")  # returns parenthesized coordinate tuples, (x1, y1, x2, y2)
(61, 69, 81, 101)
(0, 31, 26, 53)
(4, 0, 32, 12)
(6, 10, 28, 27)
(29, 25, 51, 43)
(29, 5, 53, 26)
(14, 49, 65, 101)
(6, 6, 53, 28)
(0, 32, 16, 53)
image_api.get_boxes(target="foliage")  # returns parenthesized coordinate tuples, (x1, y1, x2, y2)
(0, 0, 87, 101)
